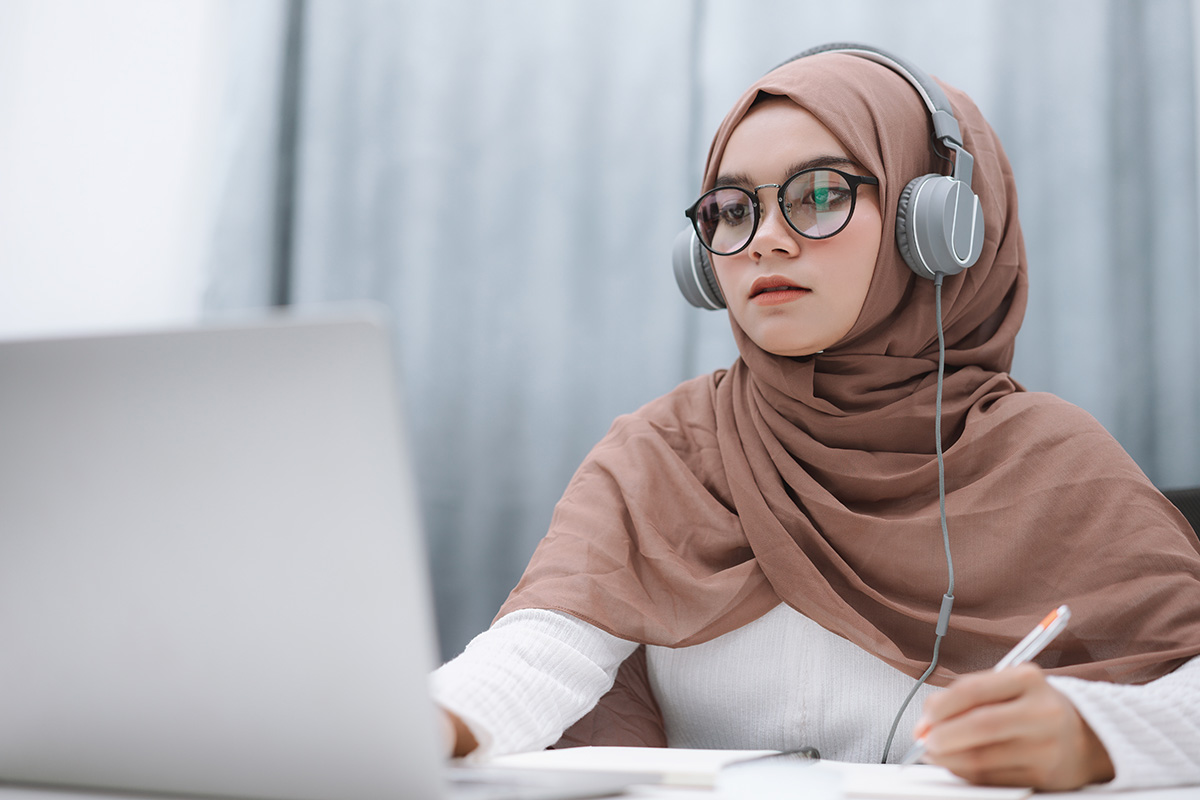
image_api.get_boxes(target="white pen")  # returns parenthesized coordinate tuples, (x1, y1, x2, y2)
(898, 604, 1072, 766)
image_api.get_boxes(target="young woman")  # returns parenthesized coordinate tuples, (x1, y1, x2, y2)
(431, 45, 1200, 792)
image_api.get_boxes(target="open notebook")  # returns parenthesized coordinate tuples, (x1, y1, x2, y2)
(0, 314, 641, 800)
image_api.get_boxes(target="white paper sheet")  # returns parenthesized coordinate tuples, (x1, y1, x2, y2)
(486, 746, 1033, 799)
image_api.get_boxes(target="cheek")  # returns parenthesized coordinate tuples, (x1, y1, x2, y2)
(845, 210, 884, 301)
(854, 238, 882, 295)
(710, 255, 741, 304)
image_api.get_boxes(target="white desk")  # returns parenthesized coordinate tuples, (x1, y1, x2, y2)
(618, 776, 1200, 800)
(2, 748, 1200, 800)
(0, 780, 1197, 800)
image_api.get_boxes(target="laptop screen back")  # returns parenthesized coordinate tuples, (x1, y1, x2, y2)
(0, 315, 446, 800)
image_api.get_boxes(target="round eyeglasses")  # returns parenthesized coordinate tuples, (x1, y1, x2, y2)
(685, 167, 879, 256)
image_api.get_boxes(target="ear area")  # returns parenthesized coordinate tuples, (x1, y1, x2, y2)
(895, 174, 984, 280)
(672, 227, 726, 310)
(895, 177, 926, 278)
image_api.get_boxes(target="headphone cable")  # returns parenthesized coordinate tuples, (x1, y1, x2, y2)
(880, 273, 956, 762)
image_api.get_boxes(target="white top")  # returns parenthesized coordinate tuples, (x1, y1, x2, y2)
(430, 605, 1200, 791)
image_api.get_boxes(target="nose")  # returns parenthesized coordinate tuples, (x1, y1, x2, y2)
(749, 185, 800, 260)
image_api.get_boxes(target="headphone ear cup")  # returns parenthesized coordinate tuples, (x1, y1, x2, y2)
(672, 227, 726, 310)
(895, 177, 924, 278)
(895, 174, 984, 280)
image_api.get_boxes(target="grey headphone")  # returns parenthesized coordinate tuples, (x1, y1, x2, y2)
(672, 42, 985, 310)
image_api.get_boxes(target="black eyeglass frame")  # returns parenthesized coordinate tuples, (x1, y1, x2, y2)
(684, 167, 880, 256)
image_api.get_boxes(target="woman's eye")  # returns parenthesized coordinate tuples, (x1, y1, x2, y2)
(718, 202, 752, 227)
(804, 186, 851, 209)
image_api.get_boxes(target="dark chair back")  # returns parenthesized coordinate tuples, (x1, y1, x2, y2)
(1162, 486, 1200, 543)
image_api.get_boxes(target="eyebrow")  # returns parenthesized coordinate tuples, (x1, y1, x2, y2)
(713, 155, 861, 189)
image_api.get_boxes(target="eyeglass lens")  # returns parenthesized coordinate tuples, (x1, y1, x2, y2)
(692, 169, 860, 255)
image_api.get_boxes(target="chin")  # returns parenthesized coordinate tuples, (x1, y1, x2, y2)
(748, 322, 848, 358)
(738, 315, 840, 358)
(758, 340, 825, 358)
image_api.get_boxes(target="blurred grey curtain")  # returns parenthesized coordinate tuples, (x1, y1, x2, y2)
(205, 0, 1200, 660)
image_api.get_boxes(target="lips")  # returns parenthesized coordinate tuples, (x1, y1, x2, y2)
(750, 275, 807, 299)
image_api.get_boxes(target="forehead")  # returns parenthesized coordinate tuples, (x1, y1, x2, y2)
(717, 97, 851, 175)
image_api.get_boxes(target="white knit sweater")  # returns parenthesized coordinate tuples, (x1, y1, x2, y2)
(430, 605, 1200, 791)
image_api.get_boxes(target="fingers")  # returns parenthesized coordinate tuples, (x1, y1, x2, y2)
(932, 726, 1115, 791)
(440, 707, 479, 758)
(912, 664, 1115, 791)
(927, 737, 1044, 787)
(915, 663, 1040, 739)
(918, 665, 1047, 754)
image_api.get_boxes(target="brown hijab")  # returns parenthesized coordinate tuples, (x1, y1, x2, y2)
(498, 53, 1200, 696)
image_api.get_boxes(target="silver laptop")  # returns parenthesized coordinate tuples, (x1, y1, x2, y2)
(0, 314, 641, 800)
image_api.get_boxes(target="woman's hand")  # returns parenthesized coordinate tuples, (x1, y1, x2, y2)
(914, 664, 1115, 791)
(440, 707, 479, 758)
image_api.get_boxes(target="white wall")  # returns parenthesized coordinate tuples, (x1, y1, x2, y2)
(0, 0, 227, 339)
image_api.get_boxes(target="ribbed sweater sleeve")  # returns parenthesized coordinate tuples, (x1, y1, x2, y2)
(429, 609, 636, 759)
(1048, 657, 1200, 791)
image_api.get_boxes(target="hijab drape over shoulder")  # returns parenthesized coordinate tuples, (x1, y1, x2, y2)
(499, 53, 1200, 687)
